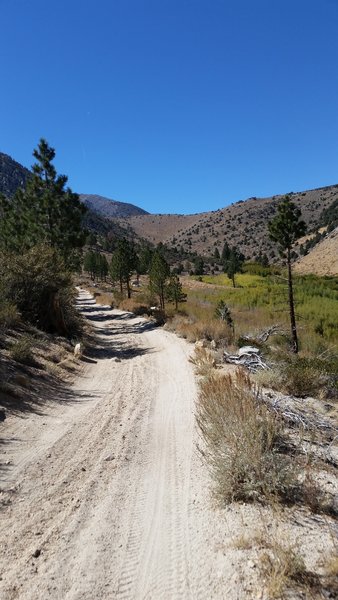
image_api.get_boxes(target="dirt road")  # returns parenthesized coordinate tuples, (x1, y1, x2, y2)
(0, 290, 247, 600)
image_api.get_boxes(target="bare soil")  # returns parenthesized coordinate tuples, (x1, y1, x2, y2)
(294, 226, 338, 276)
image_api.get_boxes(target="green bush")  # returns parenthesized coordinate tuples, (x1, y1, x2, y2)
(10, 336, 34, 364)
(282, 355, 338, 398)
(0, 300, 20, 330)
(0, 245, 82, 336)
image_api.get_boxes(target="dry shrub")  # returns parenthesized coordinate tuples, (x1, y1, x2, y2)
(169, 315, 233, 346)
(325, 554, 338, 578)
(260, 541, 319, 599)
(85, 287, 114, 307)
(196, 369, 299, 503)
(189, 346, 217, 376)
(118, 297, 149, 315)
(322, 554, 338, 598)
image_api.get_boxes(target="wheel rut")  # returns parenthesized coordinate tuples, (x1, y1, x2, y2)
(0, 290, 215, 600)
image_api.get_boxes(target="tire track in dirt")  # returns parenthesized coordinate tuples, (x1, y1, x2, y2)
(0, 290, 223, 600)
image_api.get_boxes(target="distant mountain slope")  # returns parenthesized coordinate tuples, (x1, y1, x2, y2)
(0, 152, 136, 242)
(294, 226, 338, 276)
(118, 186, 338, 261)
(80, 194, 149, 219)
(0, 152, 31, 197)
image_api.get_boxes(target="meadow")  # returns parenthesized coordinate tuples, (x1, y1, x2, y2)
(179, 266, 338, 355)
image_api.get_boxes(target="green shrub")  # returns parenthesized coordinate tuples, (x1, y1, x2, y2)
(281, 355, 338, 398)
(0, 245, 82, 336)
(10, 337, 34, 364)
(0, 300, 20, 329)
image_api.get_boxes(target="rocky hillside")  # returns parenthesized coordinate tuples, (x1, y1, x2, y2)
(80, 194, 149, 219)
(0, 152, 30, 197)
(117, 186, 338, 262)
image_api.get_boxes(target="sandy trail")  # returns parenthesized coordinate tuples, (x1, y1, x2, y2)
(0, 290, 244, 600)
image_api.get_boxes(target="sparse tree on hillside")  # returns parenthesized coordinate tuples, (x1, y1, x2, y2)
(224, 246, 244, 288)
(268, 195, 306, 353)
(149, 251, 170, 310)
(166, 275, 187, 310)
(194, 256, 204, 276)
(221, 241, 231, 263)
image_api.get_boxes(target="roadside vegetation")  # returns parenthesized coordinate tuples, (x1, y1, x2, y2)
(0, 139, 88, 412)
(0, 138, 86, 337)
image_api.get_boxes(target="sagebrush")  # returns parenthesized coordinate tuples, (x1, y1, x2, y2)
(196, 369, 299, 503)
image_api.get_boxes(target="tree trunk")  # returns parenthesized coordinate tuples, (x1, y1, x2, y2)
(287, 248, 298, 353)
(119, 276, 123, 295)
(127, 278, 131, 299)
(159, 285, 165, 311)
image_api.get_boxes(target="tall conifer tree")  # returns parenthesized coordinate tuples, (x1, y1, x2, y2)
(268, 196, 306, 353)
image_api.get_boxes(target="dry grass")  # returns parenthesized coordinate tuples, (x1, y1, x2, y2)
(259, 539, 317, 599)
(87, 288, 114, 307)
(189, 346, 217, 376)
(325, 554, 338, 578)
(232, 529, 267, 550)
(196, 369, 299, 504)
(167, 314, 234, 346)
(118, 297, 149, 315)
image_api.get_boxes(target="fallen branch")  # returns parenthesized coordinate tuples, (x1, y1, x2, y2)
(224, 346, 270, 373)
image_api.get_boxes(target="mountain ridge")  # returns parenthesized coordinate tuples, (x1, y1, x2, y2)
(80, 193, 149, 219)
(1, 150, 337, 271)
(116, 185, 338, 262)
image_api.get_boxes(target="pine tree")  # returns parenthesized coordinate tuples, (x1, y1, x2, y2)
(149, 251, 170, 310)
(110, 239, 138, 297)
(138, 245, 153, 274)
(0, 139, 87, 268)
(224, 246, 244, 287)
(221, 241, 231, 263)
(83, 251, 96, 280)
(268, 195, 306, 353)
(166, 275, 187, 310)
(193, 256, 204, 276)
(215, 300, 233, 329)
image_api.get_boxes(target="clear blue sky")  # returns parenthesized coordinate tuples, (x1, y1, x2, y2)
(1, 0, 338, 214)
